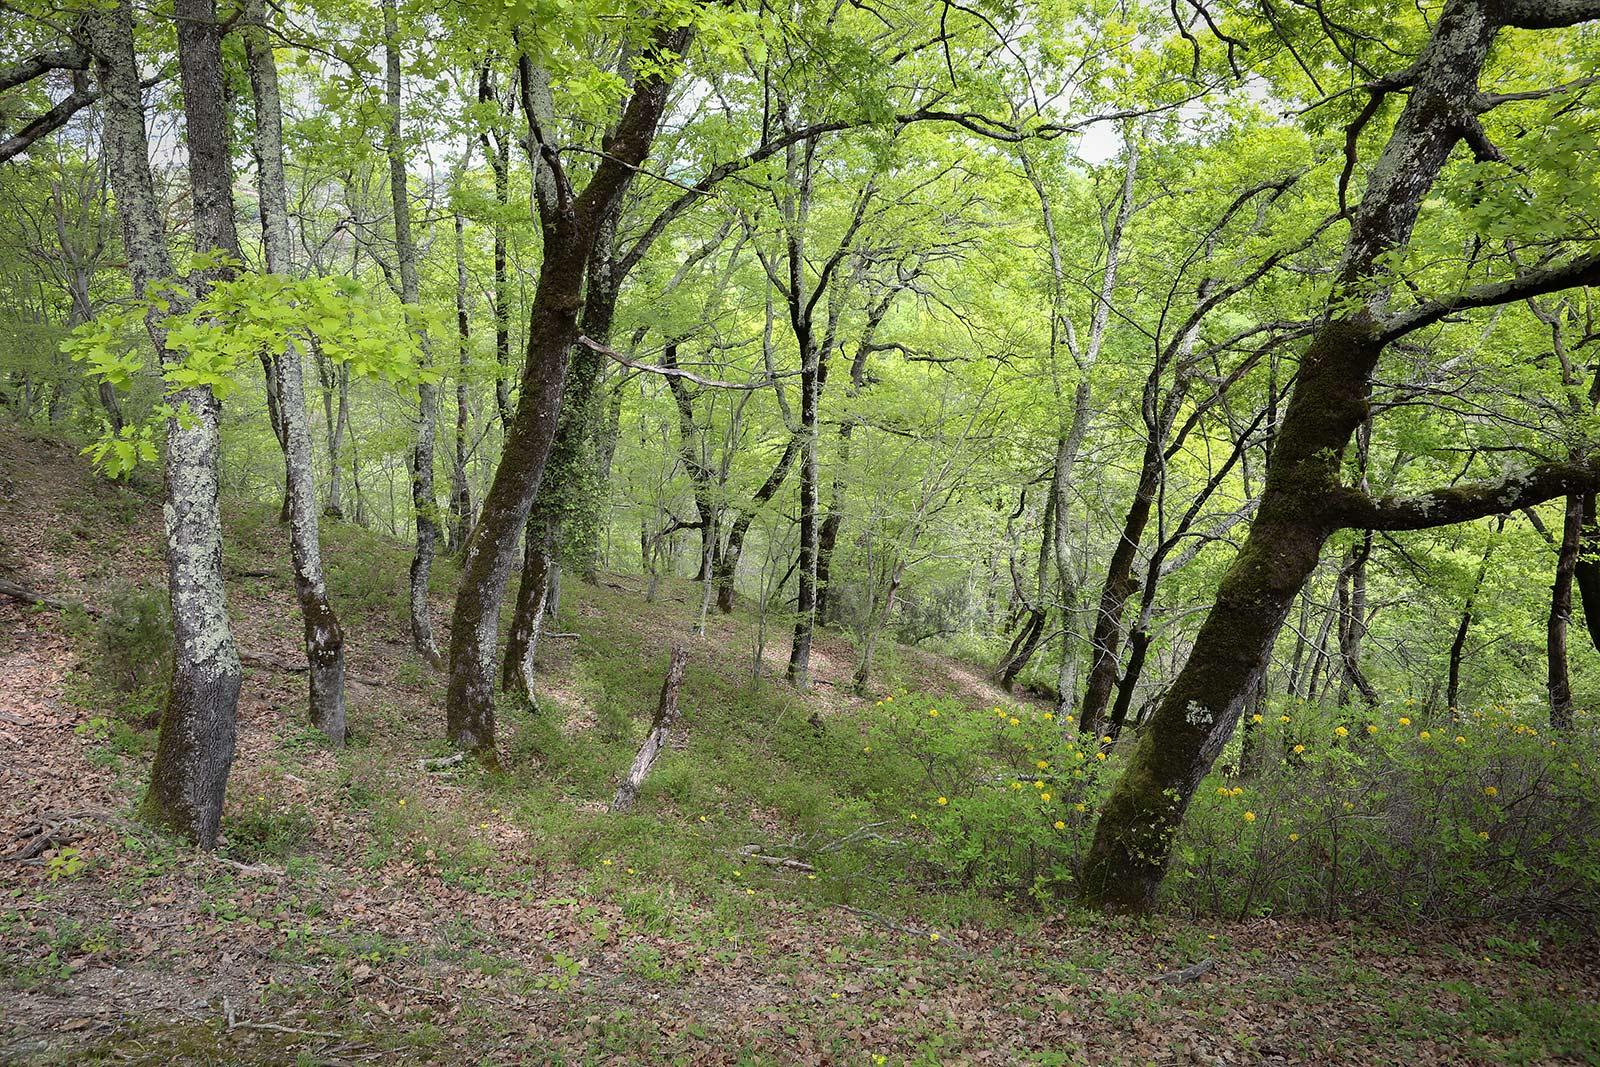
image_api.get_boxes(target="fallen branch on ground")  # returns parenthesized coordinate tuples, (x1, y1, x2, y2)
(0, 578, 101, 616)
(213, 856, 285, 878)
(1154, 957, 1215, 984)
(727, 844, 816, 872)
(417, 752, 466, 771)
(837, 904, 975, 959)
(612, 646, 689, 813)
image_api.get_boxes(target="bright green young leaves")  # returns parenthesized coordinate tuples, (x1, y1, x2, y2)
(63, 270, 425, 475)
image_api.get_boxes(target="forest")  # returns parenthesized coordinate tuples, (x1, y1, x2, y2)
(1, 0, 1599, 1062)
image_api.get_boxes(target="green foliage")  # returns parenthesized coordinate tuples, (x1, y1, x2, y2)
(94, 579, 172, 701)
(62, 270, 425, 476)
(1170, 698, 1600, 923)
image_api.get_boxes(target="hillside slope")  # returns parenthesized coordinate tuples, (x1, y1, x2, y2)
(2, 424, 1597, 1067)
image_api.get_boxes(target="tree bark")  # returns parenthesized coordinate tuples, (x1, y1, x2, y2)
(662, 342, 719, 580)
(92, 0, 241, 847)
(383, 0, 444, 669)
(449, 207, 474, 553)
(1574, 494, 1600, 652)
(610, 646, 689, 813)
(502, 206, 621, 699)
(478, 61, 513, 430)
(716, 433, 800, 612)
(244, 0, 347, 744)
(1447, 521, 1498, 713)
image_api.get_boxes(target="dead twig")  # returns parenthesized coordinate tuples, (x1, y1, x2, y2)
(726, 844, 816, 872)
(1154, 957, 1215, 984)
(417, 752, 466, 771)
(836, 904, 974, 959)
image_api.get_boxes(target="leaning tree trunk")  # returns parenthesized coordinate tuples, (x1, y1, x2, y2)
(244, 0, 346, 743)
(1079, 0, 1507, 912)
(383, 0, 443, 668)
(502, 209, 621, 702)
(92, 0, 241, 846)
(445, 35, 690, 761)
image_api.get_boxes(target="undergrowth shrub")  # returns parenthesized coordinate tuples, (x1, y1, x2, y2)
(856, 691, 1599, 927)
(858, 692, 1114, 904)
(1170, 698, 1600, 926)
(96, 579, 170, 700)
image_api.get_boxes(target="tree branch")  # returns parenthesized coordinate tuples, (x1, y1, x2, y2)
(577, 335, 785, 391)
(1379, 254, 1600, 343)
(1502, 0, 1600, 29)
(1325, 459, 1600, 531)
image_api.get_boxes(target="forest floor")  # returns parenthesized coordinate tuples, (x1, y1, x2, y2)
(2, 423, 1598, 1066)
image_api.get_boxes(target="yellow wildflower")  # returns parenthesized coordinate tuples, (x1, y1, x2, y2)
(1243, 811, 1256, 822)
(1054, 820, 1065, 830)
(1334, 726, 1349, 738)
(1293, 744, 1305, 754)
(937, 796, 948, 806)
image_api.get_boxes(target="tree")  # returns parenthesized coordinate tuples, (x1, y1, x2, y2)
(243, 0, 347, 743)
(1080, 0, 1600, 912)
(444, 17, 695, 760)
(86, 0, 242, 847)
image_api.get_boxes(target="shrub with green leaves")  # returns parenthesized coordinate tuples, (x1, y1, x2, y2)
(92, 579, 171, 725)
(1170, 698, 1600, 924)
(859, 691, 1115, 903)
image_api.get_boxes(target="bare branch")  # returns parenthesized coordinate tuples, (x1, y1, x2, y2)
(578, 335, 784, 391)
(1378, 254, 1600, 342)
(1325, 459, 1600, 531)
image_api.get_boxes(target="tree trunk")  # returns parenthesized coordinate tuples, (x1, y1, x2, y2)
(478, 61, 513, 430)
(662, 342, 719, 580)
(92, 0, 241, 847)
(1080, 0, 1505, 912)
(502, 209, 621, 697)
(503, 514, 554, 705)
(1549, 494, 1581, 731)
(245, 0, 347, 744)
(317, 345, 349, 520)
(445, 33, 690, 761)
(787, 334, 821, 690)
(1447, 526, 1497, 713)
(1334, 530, 1378, 708)
(1574, 493, 1600, 652)
(716, 433, 800, 613)
(384, 0, 444, 669)
(448, 208, 474, 553)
